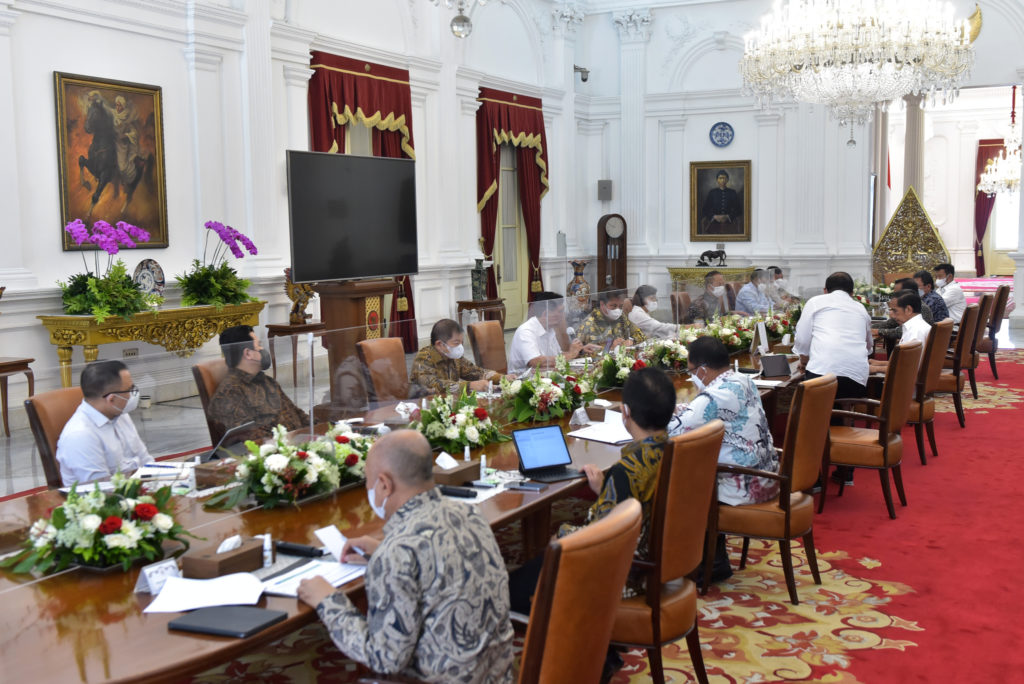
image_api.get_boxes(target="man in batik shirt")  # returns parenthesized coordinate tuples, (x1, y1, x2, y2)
(577, 289, 646, 348)
(410, 319, 507, 395)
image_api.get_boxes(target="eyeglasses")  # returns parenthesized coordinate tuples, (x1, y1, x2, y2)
(106, 385, 139, 398)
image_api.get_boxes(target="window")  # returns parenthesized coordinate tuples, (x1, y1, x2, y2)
(991, 191, 1020, 251)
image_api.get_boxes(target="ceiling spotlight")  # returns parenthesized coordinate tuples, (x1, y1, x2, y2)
(573, 65, 589, 83)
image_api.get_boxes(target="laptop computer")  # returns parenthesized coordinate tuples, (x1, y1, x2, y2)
(168, 605, 287, 639)
(511, 425, 584, 483)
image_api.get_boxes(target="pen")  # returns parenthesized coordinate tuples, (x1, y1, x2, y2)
(350, 546, 369, 558)
(145, 464, 180, 469)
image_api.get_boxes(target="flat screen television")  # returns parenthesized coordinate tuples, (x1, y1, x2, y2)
(286, 150, 418, 283)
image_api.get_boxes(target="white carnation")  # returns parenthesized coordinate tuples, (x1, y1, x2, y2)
(152, 513, 174, 533)
(104, 533, 135, 550)
(264, 453, 290, 473)
(259, 443, 277, 457)
(465, 426, 480, 443)
(80, 514, 102, 533)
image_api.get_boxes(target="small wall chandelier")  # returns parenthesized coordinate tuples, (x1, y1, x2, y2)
(978, 86, 1022, 197)
(430, 0, 488, 38)
(741, 0, 980, 134)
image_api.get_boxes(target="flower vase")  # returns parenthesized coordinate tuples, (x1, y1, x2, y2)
(566, 260, 591, 301)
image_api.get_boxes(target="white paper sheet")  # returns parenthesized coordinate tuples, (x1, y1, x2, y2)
(313, 525, 348, 562)
(261, 559, 366, 597)
(568, 410, 633, 444)
(143, 573, 264, 613)
(753, 379, 785, 388)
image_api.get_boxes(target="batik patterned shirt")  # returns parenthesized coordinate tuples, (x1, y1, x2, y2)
(922, 290, 949, 322)
(208, 368, 308, 444)
(316, 488, 514, 684)
(668, 370, 779, 505)
(577, 309, 646, 346)
(410, 346, 498, 396)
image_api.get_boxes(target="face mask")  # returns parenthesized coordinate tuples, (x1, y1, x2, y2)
(690, 366, 707, 392)
(711, 285, 726, 297)
(443, 343, 465, 360)
(111, 388, 140, 414)
(367, 478, 388, 519)
(757, 283, 767, 293)
(918, 289, 925, 297)
(645, 299, 658, 312)
(605, 307, 623, 321)
(935, 278, 946, 288)
(775, 278, 788, 289)
(259, 348, 272, 371)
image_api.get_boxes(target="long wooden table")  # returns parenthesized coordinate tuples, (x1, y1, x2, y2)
(0, 355, 801, 683)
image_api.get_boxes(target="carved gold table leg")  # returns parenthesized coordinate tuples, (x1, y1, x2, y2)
(57, 346, 73, 389)
(83, 345, 99, 364)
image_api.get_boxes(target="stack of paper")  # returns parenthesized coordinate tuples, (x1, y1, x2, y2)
(568, 410, 633, 445)
(144, 573, 264, 613)
(262, 560, 366, 597)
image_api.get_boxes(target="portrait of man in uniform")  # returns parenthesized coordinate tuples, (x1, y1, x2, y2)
(690, 160, 752, 242)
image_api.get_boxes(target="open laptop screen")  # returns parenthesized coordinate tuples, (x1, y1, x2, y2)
(512, 425, 573, 471)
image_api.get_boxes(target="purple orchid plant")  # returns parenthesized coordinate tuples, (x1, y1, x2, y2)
(64, 219, 150, 276)
(202, 220, 258, 265)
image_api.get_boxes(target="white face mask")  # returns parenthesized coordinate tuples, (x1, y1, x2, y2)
(367, 478, 388, 519)
(774, 278, 788, 290)
(935, 278, 947, 288)
(605, 307, 623, 321)
(645, 299, 658, 312)
(757, 283, 767, 293)
(690, 365, 707, 392)
(918, 289, 925, 297)
(109, 387, 140, 414)
(442, 342, 465, 360)
(711, 285, 726, 298)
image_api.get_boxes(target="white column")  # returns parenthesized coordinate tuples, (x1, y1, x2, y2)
(184, 45, 226, 260)
(871, 104, 890, 246)
(1010, 141, 1024, 332)
(903, 94, 925, 196)
(612, 9, 652, 252)
(755, 112, 782, 251)
(0, 3, 36, 288)
(454, 76, 482, 264)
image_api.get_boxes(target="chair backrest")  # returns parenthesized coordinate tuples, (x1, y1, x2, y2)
(781, 374, 838, 494)
(192, 359, 230, 446)
(884, 271, 913, 285)
(918, 319, 954, 395)
(727, 282, 745, 310)
(988, 284, 1011, 337)
(669, 291, 691, 324)
(949, 304, 980, 372)
(651, 420, 724, 583)
(879, 340, 924, 434)
(518, 499, 642, 684)
(466, 320, 507, 374)
(25, 387, 84, 489)
(970, 293, 993, 355)
(356, 337, 409, 401)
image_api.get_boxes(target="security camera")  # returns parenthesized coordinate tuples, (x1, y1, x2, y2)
(574, 65, 590, 83)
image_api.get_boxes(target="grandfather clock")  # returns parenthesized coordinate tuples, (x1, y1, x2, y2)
(597, 213, 627, 291)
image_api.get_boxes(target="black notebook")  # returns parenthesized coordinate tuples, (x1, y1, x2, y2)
(168, 606, 287, 638)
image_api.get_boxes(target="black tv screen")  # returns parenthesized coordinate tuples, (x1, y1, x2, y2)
(286, 150, 418, 283)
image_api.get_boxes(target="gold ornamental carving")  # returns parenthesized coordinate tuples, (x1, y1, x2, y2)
(872, 187, 950, 284)
(668, 266, 755, 289)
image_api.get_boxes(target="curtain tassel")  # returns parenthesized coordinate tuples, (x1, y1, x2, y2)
(530, 265, 542, 293)
(395, 278, 409, 312)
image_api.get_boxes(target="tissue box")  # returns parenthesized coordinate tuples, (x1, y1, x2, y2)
(194, 460, 238, 490)
(432, 459, 479, 486)
(181, 537, 265, 579)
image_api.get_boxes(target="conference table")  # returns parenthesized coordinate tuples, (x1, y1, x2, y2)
(0, 354, 801, 683)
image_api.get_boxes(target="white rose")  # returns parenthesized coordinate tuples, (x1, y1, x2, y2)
(509, 380, 522, 395)
(465, 426, 480, 443)
(264, 453, 290, 473)
(119, 498, 138, 513)
(80, 514, 102, 533)
(540, 377, 553, 385)
(103, 533, 133, 550)
(719, 327, 735, 337)
(303, 468, 318, 485)
(616, 367, 630, 380)
(152, 513, 174, 533)
(454, 413, 467, 426)
(236, 463, 250, 479)
(259, 443, 277, 457)
(444, 426, 460, 440)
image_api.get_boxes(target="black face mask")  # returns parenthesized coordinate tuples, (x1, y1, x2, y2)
(259, 348, 272, 371)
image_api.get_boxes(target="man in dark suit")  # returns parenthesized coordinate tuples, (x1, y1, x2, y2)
(702, 170, 742, 235)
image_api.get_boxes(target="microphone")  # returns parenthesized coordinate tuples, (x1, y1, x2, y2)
(201, 420, 257, 463)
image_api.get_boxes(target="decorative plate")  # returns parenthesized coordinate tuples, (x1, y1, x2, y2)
(709, 121, 734, 147)
(133, 259, 165, 295)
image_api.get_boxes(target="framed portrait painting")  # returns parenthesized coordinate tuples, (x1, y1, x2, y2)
(54, 72, 169, 250)
(689, 160, 751, 242)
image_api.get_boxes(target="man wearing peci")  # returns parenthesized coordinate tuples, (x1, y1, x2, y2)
(410, 319, 508, 395)
(701, 169, 743, 235)
(298, 430, 514, 683)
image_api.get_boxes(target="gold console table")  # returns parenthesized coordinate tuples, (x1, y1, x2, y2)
(39, 301, 266, 387)
(668, 267, 755, 289)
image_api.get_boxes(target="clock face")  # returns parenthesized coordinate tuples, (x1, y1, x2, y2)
(604, 216, 625, 239)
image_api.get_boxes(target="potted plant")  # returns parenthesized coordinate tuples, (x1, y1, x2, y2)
(176, 220, 258, 308)
(59, 219, 162, 322)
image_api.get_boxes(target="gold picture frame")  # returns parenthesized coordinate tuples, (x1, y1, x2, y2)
(54, 72, 169, 250)
(689, 160, 751, 242)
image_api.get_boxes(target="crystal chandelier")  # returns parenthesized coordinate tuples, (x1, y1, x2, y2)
(741, 0, 978, 130)
(430, 0, 488, 38)
(978, 86, 1022, 197)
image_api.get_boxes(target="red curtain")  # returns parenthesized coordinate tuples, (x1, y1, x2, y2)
(476, 87, 549, 301)
(974, 138, 1005, 277)
(308, 51, 418, 351)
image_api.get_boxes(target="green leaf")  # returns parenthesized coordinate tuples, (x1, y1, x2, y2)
(51, 506, 67, 530)
(13, 551, 41, 574)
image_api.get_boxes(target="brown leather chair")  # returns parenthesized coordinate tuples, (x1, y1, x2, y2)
(883, 271, 913, 285)
(963, 293, 993, 400)
(466, 320, 507, 374)
(609, 420, 724, 684)
(669, 291, 691, 324)
(356, 337, 410, 401)
(518, 499, 643, 684)
(703, 374, 838, 605)
(977, 284, 1010, 378)
(726, 282, 745, 311)
(820, 340, 923, 519)
(24, 387, 84, 489)
(907, 320, 954, 464)
(192, 359, 230, 446)
(937, 303, 980, 428)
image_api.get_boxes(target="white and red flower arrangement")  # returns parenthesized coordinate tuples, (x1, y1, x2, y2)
(411, 389, 509, 452)
(501, 364, 596, 422)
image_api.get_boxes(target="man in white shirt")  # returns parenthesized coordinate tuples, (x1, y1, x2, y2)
(765, 265, 796, 307)
(869, 291, 931, 373)
(56, 360, 153, 486)
(735, 269, 773, 314)
(507, 292, 597, 373)
(933, 262, 966, 321)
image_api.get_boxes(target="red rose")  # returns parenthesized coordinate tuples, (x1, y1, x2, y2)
(335, 435, 350, 444)
(133, 503, 158, 521)
(345, 453, 359, 467)
(297, 451, 309, 460)
(410, 409, 422, 422)
(474, 407, 488, 420)
(573, 385, 582, 394)
(99, 516, 123, 535)
(632, 359, 646, 371)
(566, 376, 576, 383)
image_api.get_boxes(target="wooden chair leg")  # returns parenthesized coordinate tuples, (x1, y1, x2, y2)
(953, 392, 966, 428)
(878, 469, 897, 519)
(925, 420, 939, 459)
(647, 645, 665, 684)
(968, 368, 978, 400)
(779, 538, 799, 605)
(988, 350, 998, 379)
(803, 530, 822, 585)
(686, 622, 710, 684)
(701, 529, 716, 596)
(892, 465, 908, 506)
(913, 422, 927, 465)
(739, 536, 750, 570)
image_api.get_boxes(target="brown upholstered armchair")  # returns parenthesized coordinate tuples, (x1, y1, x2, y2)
(192, 359, 230, 446)
(937, 304, 980, 428)
(356, 338, 410, 402)
(963, 293, 993, 400)
(25, 387, 84, 489)
(466, 320, 507, 374)
(907, 319, 954, 464)
(977, 284, 1010, 378)
(669, 291, 691, 324)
